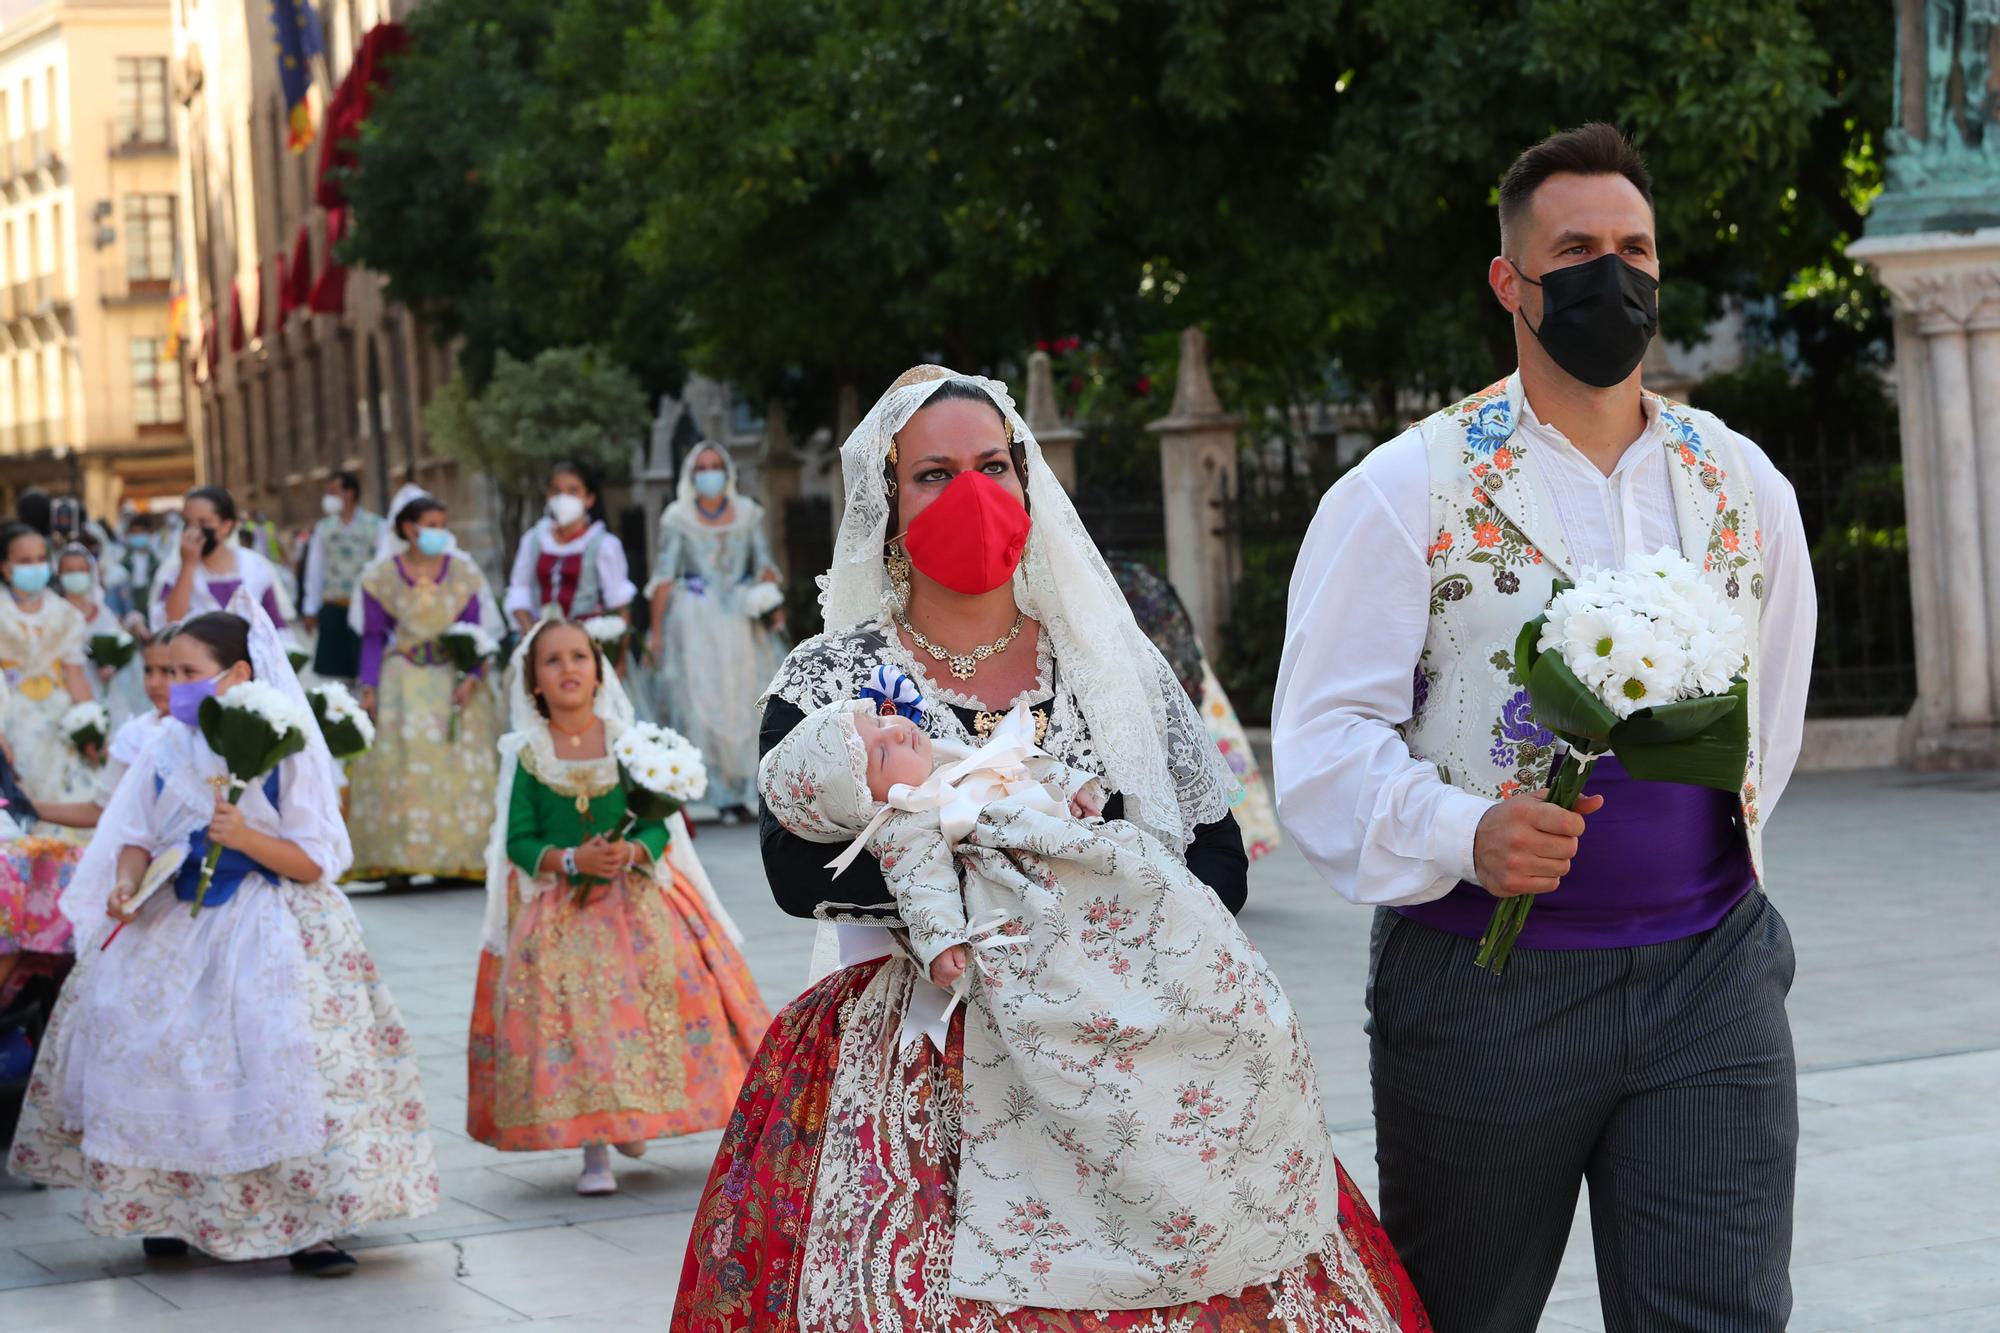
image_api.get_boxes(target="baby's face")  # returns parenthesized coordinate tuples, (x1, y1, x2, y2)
(858, 710, 933, 801)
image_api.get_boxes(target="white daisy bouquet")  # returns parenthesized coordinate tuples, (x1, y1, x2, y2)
(438, 622, 500, 741)
(582, 721, 707, 905)
(740, 581, 785, 622)
(307, 681, 376, 762)
(581, 614, 630, 658)
(62, 701, 111, 765)
(87, 627, 138, 673)
(191, 681, 312, 916)
(1478, 549, 1751, 974)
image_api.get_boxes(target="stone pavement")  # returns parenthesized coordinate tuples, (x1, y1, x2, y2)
(1, 768, 1996, 1330)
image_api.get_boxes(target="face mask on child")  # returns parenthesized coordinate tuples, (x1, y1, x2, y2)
(59, 571, 93, 596)
(546, 493, 588, 527)
(169, 676, 222, 727)
(7, 563, 50, 595)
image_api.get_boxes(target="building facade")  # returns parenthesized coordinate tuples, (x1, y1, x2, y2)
(172, 0, 497, 564)
(0, 0, 193, 517)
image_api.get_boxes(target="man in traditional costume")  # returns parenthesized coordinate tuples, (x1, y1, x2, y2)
(1273, 124, 1815, 1332)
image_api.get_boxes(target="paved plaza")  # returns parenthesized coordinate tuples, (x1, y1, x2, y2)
(0, 767, 1995, 1330)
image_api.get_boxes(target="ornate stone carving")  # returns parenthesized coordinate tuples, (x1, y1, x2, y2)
(1878, 0, 2000, 233)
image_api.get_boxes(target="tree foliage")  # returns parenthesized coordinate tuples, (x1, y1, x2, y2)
(422, 346, 649, 551)
(347, 0, 1891, 438)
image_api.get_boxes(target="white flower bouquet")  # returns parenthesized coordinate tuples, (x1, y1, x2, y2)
(87, 627, 138, 673)
(580, 722, 707, 905)
(62, 701, 111, 765)
(307, 681, 376, 761)
(740, 581, 785, 622)
(581, 614, 630, 657)
(438, 623, 500, 741)
(191, 681, 312, 916)
(1478, 549, 1751, 974)
(282, 631, 312, 673)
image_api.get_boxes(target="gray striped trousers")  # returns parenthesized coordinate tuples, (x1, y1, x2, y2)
(1366, 891, 1797, 1332)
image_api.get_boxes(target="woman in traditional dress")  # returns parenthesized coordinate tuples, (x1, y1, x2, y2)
(56, 543, 150, 729)
(503, 461, 636, 632)
(0, 524, 97, 809)
(670, 367, 1430, 1331)
(7, 596, 440, 1275)
(149, 485, 294, 632)
(642, 444, 786, 821)
(467, 619, 769, 1196)
(346, 495, 503, 882)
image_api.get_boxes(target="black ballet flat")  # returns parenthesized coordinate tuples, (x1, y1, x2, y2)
(288, 1245, 358, 1277)
(141, 1237, 189, 1258)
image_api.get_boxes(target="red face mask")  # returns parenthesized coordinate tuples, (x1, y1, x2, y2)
(901, 470, 1031, 596)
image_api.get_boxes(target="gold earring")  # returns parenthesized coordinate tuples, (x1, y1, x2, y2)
(887, 437, 899, 466)
(886, 539, 912, 607)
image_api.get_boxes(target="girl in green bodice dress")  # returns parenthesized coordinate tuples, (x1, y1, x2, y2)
(466, 619, 770, 1195)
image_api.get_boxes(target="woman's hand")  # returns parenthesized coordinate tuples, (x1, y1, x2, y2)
(451, 676, 477, 709)
(209, 794, 250, 851)
(178, 524, 207, 564)
(358, 685, 377, 718)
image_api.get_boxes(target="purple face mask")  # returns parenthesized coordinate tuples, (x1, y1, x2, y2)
(168, 677, 219, 727)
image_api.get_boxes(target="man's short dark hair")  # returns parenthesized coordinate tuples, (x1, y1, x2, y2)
(1498, 123, 1653, 254)
(333, 470, 362, 498)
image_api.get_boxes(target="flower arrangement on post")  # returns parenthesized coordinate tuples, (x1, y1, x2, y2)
(61, 702, 111, 766)
(191, 681, 311, 916)
(87, 628, 138, 673)
(438, 623, 499, 741)
(580, 721, 707, 906)
(1478, 550, 1750, 975)
(307, 681, 376, 762)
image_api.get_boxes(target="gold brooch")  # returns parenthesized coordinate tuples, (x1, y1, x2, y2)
(974, 707, 1049, 746)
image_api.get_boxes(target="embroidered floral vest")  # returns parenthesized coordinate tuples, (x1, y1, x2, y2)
(317, 512, 383, 603)
(1404, 373, 1770, 882)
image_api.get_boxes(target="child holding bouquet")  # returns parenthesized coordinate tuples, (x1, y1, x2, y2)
(7, 597, 439, 1275)
(345, 494, 501, 881)
(0, 523, 96, 809)
(467, 619, 769, 1195)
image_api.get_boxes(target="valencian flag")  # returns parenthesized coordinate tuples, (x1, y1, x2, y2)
(269, 0, 326, 153)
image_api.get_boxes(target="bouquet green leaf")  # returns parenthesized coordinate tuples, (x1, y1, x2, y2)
(438, 623, 499, 740)
(88, 629, 139, 673)
(192, 682, 312, 915)
(61, 701, 111, 766)
(307, 681, 376, 762)
(1479, 552, 1751, 975)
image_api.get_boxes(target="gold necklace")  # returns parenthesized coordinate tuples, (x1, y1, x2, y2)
(549, 716, 596, 750)
(897, 610, 1025, 681)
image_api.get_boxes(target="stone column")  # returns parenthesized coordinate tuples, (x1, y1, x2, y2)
(1147, 326, 1241, 659)
(758, 398, 803, 574)
(1848, 229, 2000, 765)
(1023, 349, 1082, 493)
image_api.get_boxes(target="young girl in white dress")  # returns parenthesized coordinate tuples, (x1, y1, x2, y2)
(0, 523, 96, 809)
(56, 542, 150, 729)
(7, 593, 440, 1276)
(148, 485, 295, 633)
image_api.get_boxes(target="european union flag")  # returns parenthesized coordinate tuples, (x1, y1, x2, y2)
(269, 0, 326, 152)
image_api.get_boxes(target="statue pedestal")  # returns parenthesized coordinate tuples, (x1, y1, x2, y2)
(1848, 226, 2000, 767)
(1149, 328, 1241, 660)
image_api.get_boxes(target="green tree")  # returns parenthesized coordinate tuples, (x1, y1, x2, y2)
(423, 346, 650, 554)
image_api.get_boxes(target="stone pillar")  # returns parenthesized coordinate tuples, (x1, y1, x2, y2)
(1847, 230, 2000, 765)
(1023, 349, 1082, 493)
(758, 398, 802, 574)
(1147, 326, 1241, 659)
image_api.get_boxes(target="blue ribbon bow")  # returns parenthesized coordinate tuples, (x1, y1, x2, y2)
(859, 664, 925, 723)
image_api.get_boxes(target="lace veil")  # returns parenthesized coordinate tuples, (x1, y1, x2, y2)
(62, 587, 351, 944)
(480, 618, 741, 954)
(818, 365, 1233, 850)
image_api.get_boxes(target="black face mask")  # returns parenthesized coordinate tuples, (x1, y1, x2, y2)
(1511, 253, 1660, 389)
(199, 526, 220, 557)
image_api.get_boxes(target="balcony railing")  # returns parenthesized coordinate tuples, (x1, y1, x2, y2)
(9, 281, 29, 318)
(101, 273, 172, 306)
(29, 128, 60, 172)
(5, 420, 55, 452)
(107, 118, 174, 158)
(32, 272, 69, 313)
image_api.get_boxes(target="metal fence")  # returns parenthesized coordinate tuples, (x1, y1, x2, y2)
(1762, 426, 1914, 718)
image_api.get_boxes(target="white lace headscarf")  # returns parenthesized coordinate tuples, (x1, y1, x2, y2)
(821, 365, 1233, 849)
(62, 587, 350, 944)
(672, 441, 739, 514)
(480, 617, 740, 954)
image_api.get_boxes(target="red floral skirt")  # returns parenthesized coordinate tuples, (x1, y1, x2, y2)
(671, 959, 1431, 1331)
(467, 867, 770, 1151)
